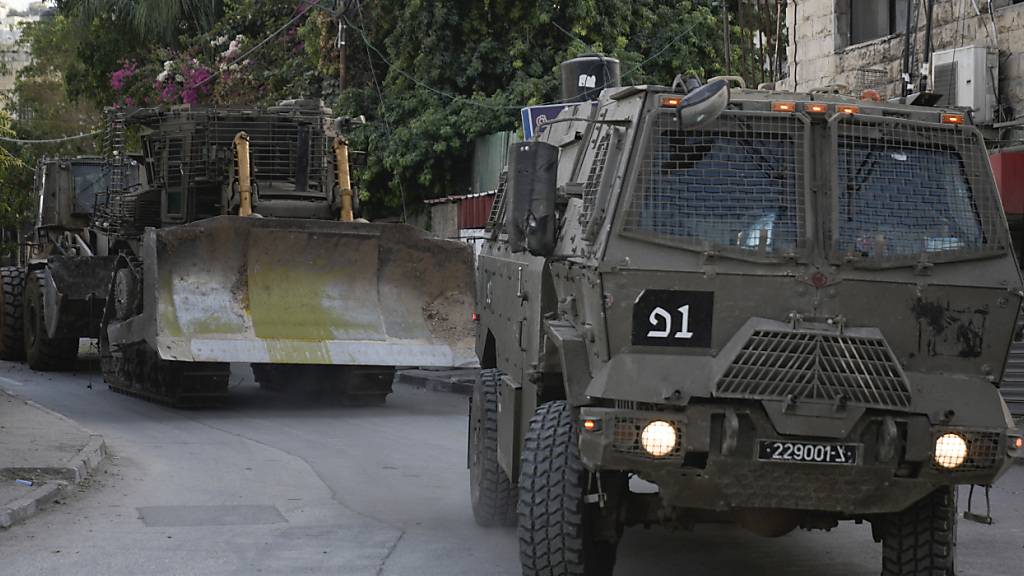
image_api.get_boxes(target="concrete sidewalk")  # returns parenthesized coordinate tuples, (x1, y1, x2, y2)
(0, 388, 105, 529)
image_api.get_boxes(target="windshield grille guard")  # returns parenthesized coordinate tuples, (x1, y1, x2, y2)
(715, 328, 912, 410)
(830, 115, 1007, 266)
(620, 109, 808, 261)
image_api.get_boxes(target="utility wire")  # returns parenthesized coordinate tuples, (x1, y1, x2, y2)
(0, 107, 162, 147)
(193, 1, 319, 89)
(0, 130, 101, 144)
(339, 12, 702, 111)
(551, 21, 594, 52)
(354, 0, 407, 222)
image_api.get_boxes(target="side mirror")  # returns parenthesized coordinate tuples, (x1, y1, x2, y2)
(676, 78, 730, 130)
(507, 141, 558, 256)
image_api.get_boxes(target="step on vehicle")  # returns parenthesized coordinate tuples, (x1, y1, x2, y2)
(468, 56, 1023, 576)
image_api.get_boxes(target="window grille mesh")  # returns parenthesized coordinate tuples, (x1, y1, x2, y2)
(622, 111, 805, 256)
(835, 117, 1002, 260)
(139, 108, 330, 198)
(931, 430, 1003, 473)
(716, 329, 912, 409)
(612, 416, 684, 460)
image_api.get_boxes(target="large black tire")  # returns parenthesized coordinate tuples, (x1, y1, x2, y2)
(0, 267, 26, 361)
(518, 400, 619, 576)
(881, 486, 958, 576)
(469, 369, 517, 527)
(23, 271, 78, 372)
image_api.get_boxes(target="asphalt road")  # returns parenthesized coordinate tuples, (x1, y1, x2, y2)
(0, 360, 1021, 576)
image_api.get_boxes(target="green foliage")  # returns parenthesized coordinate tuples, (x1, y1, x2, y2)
(58, 0, 224, 45)
(341, 0, 733, 214)
(0, 109, 30, 259)
(4, 0, 787, 222)
(0, 14, 101, 259)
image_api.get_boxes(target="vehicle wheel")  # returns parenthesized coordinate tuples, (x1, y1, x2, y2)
(518, 400, 619, 576)
(881, 486, 957, 576)
(0, 266, 26, 360)
(469, 369, 517, 527)
(23, 271, 78, 372)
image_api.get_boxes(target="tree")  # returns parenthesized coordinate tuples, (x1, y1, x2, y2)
(9, 1, 785, 220)
(0, 110, 29, 261)
(57, 0, 224, 45)
(0, 13, 101, 260)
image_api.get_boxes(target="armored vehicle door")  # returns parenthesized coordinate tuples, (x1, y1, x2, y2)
(69, 160, 108, 218)
(36, 160, 62, 230)
(156, 134, 190, 225)
(477, 248, 537, 385)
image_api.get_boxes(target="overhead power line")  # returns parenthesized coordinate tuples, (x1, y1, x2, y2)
(0, 130, 101, 145)
(194, 1, 320, 89)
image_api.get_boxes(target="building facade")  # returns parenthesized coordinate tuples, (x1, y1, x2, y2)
(780, 0, 1024, 143)
(0, 4, 42, 98)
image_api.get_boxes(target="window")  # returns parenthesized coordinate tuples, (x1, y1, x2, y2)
(70, 164, 108, 216)
(836, 0, 909, 49)
(622, 111, 805, 257)
(834, 117, 1001, 261)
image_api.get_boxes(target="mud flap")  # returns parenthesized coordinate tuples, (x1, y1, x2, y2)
(497, 374, 521, 479)
(545, 320, 592, 405)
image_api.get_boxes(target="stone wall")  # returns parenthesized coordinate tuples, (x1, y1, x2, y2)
(780, 0, 1024, 133)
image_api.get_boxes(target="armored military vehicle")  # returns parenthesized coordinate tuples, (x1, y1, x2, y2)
(468, 61, 1023, 576)
(1, 102, 475, 405)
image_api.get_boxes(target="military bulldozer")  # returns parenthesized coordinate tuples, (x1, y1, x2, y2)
(0, 156, 113, 366)
(469, 58, 1023, 576)
(1, 101, 475, 405)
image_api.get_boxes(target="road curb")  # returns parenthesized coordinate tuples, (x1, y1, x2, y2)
(0, 437, 107, 529)
(64, 435, 107, 484)
(22, 397, 100, 436)
(0, 392, 107, 530)
(0, 482, 63, 529)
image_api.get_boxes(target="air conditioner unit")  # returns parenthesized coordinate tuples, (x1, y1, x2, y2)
(930, 46, 998, 124)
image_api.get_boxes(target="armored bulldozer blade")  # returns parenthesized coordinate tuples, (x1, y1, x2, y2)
(104, 215, 476, 403)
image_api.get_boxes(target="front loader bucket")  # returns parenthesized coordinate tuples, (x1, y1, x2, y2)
(128, 216, 476, 368)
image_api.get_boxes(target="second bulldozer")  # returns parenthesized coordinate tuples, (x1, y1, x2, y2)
(10, 101, 475, 405)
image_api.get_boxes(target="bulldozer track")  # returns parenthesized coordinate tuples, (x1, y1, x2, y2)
(102, 341, 229, 408)
(106, 381, 228, 409)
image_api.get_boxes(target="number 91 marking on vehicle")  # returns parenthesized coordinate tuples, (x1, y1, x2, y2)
(631, 290, 714, 347)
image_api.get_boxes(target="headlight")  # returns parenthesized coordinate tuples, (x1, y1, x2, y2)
(640, 420, 677, 458)
(934, 433, 968, 469)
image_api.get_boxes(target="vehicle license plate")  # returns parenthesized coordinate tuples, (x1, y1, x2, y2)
(757, 440, 858, 465)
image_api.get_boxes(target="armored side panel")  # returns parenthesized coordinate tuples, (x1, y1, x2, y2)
(41, 256, 116, 339)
